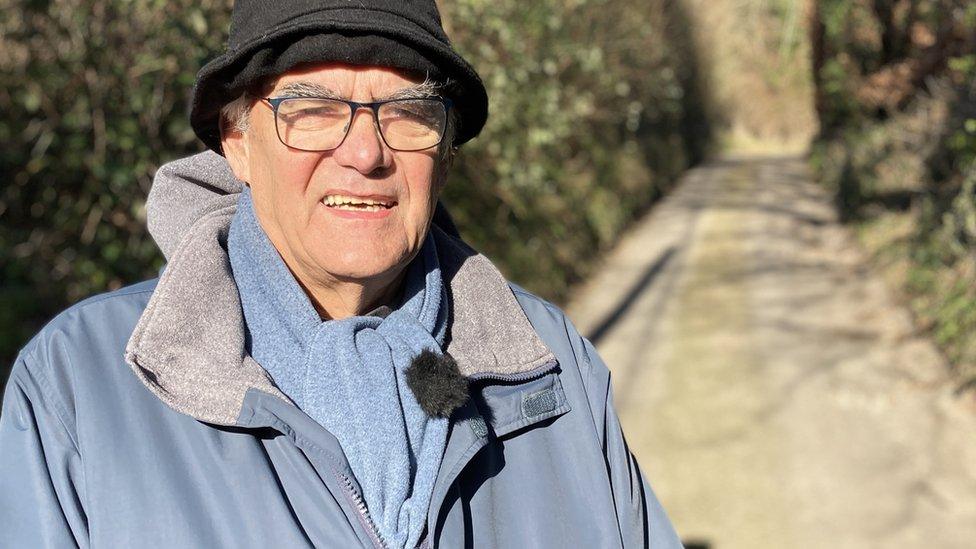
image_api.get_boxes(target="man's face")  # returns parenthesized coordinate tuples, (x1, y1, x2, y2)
(222, 63, 445, 290)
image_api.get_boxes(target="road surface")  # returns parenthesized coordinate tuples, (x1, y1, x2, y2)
(566, 155, 976, 549)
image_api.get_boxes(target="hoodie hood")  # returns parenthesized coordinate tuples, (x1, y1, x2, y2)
(128, 152, 555, 426)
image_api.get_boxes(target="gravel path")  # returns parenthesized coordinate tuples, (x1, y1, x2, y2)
(565, 155, 976, 549)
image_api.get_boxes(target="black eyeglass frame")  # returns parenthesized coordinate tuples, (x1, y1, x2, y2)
(259, 96, 453, 153)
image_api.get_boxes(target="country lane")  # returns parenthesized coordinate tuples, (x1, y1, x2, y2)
(566, 155, 976, 549)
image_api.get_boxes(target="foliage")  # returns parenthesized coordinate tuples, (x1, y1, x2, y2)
(810, 0, 976, 388)
(0, 0, 234, 372)
(439, 0, 711, 300)
(0, 0, 713, 372)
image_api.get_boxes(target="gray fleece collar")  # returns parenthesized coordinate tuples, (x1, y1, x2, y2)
(126, 153, 555, 426)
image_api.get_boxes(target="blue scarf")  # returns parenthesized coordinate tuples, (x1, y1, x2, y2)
(227, 187, 449, 549)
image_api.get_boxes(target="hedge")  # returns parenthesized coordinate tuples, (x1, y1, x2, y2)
(810, 0, 976, 388)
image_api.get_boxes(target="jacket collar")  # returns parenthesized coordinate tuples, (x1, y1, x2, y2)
(124, 202, 556, 427)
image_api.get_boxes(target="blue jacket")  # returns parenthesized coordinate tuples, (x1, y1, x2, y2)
(0, 153, 681, 548)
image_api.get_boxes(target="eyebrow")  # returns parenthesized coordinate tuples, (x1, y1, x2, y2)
(274, 82, 341, 99)
(273, 79, 442, 101)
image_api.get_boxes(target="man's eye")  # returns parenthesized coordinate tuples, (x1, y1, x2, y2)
(298, 108, 341, 117)
(281, 107, 346, 126)
(388, 106, 436, 121)
(295, 105, 343, 116)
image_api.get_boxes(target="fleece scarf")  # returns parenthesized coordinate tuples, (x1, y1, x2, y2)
(227, 187, 449, 549)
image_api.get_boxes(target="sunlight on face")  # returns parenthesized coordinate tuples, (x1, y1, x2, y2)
(225, 63, 444, 293)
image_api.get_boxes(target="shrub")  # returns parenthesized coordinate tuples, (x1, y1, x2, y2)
(811, 0, 976, 388)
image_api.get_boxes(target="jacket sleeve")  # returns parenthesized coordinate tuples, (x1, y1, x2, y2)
(0, 356, 89, 548)
(580, 337, 683, 549)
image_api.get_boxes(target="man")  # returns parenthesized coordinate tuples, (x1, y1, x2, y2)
(0, 1, 681, 547)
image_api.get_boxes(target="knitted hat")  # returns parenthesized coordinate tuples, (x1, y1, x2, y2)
(189, 0, 489, 155)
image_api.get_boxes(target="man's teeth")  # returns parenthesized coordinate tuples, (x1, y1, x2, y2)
(323, 195, 395, 211)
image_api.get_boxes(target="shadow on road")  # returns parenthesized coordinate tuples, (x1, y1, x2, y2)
(586, 246, 678, 345)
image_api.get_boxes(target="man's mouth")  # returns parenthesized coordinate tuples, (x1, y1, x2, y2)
(322, 194, 397, 212)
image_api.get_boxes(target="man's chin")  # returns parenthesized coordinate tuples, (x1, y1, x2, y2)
(311, 254, 407, 285)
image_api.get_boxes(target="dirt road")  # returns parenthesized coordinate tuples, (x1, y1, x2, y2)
(566, 155, 976, 549)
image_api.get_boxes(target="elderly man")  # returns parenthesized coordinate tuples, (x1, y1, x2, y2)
(0, 1, 681, 547)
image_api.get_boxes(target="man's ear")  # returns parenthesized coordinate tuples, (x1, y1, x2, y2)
(434, 147, 457, 192)
(220, 125, 251, 183)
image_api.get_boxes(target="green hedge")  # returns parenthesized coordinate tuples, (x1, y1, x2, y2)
(0, 0, 713, 372)
(810, 0, 976, 388)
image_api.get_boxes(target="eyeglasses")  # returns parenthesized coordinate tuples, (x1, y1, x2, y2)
(260, 96, 452, 152)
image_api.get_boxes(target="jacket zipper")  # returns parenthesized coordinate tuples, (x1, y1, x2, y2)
(335, 468, 389, 549)
(466, 359, 558, 384)
(251, 364, 558, 549)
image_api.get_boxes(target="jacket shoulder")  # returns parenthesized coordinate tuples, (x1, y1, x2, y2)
(508, 283, 604, 384)
(8, 279, 159, 432)
(509, 284, 571, 334)
(19, 278, 159, 361)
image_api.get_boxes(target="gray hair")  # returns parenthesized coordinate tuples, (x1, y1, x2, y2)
(219, 75, 459, 164)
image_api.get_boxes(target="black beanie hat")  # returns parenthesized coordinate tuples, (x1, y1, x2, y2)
(189, 0, 489, 155)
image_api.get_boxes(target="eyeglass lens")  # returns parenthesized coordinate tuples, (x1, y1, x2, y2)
(274, 98, 447, 152)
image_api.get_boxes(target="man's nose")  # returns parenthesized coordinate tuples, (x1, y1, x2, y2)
(332, 108, 391, 175)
